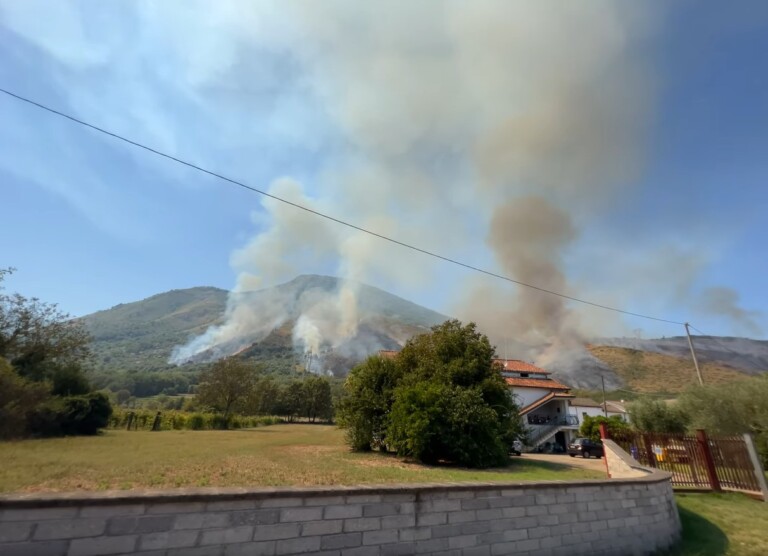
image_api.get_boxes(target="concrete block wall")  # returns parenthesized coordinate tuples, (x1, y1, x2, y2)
(0, 475, 679, 556)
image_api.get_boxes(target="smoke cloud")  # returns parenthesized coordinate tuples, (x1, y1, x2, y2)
(170, 1, 675, 375)
(697, 287, 762, 337)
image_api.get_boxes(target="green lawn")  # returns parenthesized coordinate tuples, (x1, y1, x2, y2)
(672, 493, 768, 556)
(0, 424, 602, 493)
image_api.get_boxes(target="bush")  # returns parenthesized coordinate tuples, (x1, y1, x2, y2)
(170, 413, 187, 430)
(187, 413, 205, 430)
(62, 393, 113, 435)
(27, 393, 113, 437)
(580, 414, 632, 442)
(0, 359, 50, 439)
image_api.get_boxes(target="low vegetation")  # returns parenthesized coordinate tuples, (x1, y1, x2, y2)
(108, 408, 281, 431)
(671, 493, 768, 556)
(0, 425, 603, 493)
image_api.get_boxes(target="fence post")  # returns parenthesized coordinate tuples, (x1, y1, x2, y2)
(151, 411, 162, 432)
(696, 429, 721, 492)
(643, 434, 657, 468)
(743, 433, 768, 502)
(598, 424, 611, 478)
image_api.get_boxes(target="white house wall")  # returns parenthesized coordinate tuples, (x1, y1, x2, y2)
(511, 387, 552, 408)
(569, 405, 627, 421)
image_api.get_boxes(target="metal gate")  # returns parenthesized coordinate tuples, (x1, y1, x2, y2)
(606, 429, 767, 500)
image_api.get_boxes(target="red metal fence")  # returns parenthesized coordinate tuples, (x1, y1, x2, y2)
(606, 429, 765, 498)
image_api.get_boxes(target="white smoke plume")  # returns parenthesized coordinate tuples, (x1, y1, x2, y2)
(172, 1, 668, 373)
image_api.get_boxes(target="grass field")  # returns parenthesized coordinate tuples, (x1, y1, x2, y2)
(672, 493, 768, 556)
(0, 425, 603, 493)
(588, 345, 750, 394)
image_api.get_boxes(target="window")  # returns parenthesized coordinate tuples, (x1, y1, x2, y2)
(520, 373, 529, 378)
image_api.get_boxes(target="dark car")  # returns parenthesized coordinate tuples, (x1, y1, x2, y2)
(567, 438, 604, 459)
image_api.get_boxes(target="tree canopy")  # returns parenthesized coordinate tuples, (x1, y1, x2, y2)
(579, 414, 632, 442)
(338, 320, 522, 468)
(678, 376, 768, 467)
(196, 358, 261, 425)
(0, 269, 110, 439)
(0, 268, 91, 383)
(627, 398, 689, 434)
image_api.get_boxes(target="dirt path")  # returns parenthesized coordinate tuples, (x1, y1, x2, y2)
(520, 453, 608, 475)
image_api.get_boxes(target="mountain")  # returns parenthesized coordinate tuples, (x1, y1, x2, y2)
(83, 275, 448, 375)
(83, 286, 228, 373)
(82, 275, 765, 389)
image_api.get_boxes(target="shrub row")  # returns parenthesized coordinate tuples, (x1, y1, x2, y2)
(108, 409, 281, 431)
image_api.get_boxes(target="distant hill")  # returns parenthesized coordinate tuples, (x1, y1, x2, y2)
(593, 336, 768, 376)
(586, 345, 757, 394)
(82, 276, 766, 390)
(83, 275, 447, 375)
(83, 286, 228, 373)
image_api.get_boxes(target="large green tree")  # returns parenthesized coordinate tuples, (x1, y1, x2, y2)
(679, 376, 768, 467)
(337, 356, 403, 450)
(0, 269, 91, 382)
(301, 375, 333, 423)
(628, 398, 689, 434)
(196, 358, 261, 427)
(338, 320, 522, 468)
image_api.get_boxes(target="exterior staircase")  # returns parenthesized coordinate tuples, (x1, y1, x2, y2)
(524, 416, 579, 452)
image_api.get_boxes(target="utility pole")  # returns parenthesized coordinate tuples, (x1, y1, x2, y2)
(601, 376, 608, 418)
(684, 323, 704, 386)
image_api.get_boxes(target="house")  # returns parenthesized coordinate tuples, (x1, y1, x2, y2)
(377, 351, 620, 453)
(496, 359, 579, 453)
(569, 398, 628, 423)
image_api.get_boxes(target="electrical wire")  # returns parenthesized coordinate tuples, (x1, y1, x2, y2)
(0, 87, 687, 325)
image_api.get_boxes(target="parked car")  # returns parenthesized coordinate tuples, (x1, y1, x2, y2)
(567, 438, 604, 459)
(509, 439, 524, 456)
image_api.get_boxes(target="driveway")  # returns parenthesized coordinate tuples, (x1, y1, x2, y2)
(521, 452, 608, 474)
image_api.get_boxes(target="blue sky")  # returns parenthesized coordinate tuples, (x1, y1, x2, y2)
(1, 1, 766, 342)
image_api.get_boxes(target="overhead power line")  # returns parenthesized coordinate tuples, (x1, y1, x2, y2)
(0, 87, 686, 326)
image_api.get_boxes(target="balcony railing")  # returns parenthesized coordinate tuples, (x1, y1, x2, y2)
(526, 415, 579, 427)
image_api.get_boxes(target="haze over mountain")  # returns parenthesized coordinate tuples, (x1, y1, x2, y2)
(83, 275, 447, 376)
(81, 274, 767, 389)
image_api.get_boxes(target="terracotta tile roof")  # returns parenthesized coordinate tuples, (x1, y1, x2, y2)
(494, 359, 551, 374)
(378, 350, 399, 360)
(504, 376, 571, 390)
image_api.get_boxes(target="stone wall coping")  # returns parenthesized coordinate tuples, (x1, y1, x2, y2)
(603, 438, 663, 475)
(0, 471, 672, 509)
